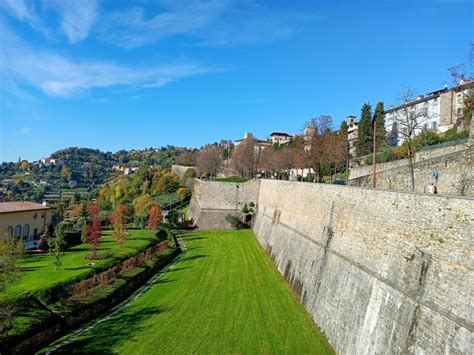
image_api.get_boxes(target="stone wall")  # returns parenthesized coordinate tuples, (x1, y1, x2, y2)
(188, 179, 260, 229)
(171, 164, 194, 178)
(253, 180, 472, 354)
(349, 147, 474, 196)
(348, 140, 469, 180)
(189, 179, 473, 354)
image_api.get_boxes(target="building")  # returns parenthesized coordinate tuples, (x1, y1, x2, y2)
(385, 79, 474, 146)
(270, 132, 293, 145)
(0, 201, 52, 248)
(234, 133, 272, 153)
(346, 115, 359, 158)
(40, 157, 64, 166)
(112, 164, 139, 176)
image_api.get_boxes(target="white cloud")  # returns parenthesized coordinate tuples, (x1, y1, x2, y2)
(0, 19, 227, 98)
(101, 0, 230, 48)
(46, 0, 98, 43)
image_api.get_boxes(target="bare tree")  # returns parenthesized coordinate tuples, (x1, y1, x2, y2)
(392, 89, 430, 191)
(231, 137, 257, 178)
(176, 150, 198, 166)
(448, 43, 474, 129)
(196, 145, 223, 179)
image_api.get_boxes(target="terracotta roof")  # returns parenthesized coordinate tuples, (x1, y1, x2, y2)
(0, 201, 50, 214)
(270, 132, 293, 137)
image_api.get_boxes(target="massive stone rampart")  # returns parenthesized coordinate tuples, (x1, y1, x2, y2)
(189, 178, 473, 354)
(188, 179, 260, 229)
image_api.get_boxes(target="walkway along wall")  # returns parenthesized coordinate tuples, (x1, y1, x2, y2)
(348, 142, 473, 196)
(189, 179, 473, 354)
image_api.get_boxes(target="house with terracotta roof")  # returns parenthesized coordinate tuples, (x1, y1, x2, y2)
(0, 201, 52, 248)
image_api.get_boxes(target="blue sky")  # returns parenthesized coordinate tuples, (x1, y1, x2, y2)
(0, 0, 472, 162)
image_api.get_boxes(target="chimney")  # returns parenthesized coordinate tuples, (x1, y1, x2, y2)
(42, 201, 48, 207)
(417, 95, 424, 100)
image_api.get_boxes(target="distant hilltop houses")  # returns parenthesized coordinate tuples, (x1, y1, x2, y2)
(228, 79, 473, 160)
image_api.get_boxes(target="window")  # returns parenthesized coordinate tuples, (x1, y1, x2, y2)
(457, 93, 462, 104)
(23, 224, 30, 240)
(14, 225, 22, 238)
(33, 213, 37, 219)
(423, 123, 428, 130)
(8, 226, 13, 236)
(432, 121, 437, 130)
(33, 228, 38, 239)
(457, 108, 463, 116)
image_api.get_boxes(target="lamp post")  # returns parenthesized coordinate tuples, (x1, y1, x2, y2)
(372, 119, 377, 189)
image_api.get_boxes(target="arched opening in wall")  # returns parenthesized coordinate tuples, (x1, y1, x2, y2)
(23, 224, 30, 241)
(8, 226, 13, 236)
(245, 214, 253, 223)
(14, 225, 22, 239)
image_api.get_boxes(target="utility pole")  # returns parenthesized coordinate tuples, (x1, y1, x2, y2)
(372, 119, 377, 188)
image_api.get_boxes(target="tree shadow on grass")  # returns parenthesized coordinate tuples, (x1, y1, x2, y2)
(180, 254, 209, 262)
(52, 305, 168, 354)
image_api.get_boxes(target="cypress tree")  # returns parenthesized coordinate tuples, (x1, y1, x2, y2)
(356, 103, 373, 157)
(373, 102, 387, 150)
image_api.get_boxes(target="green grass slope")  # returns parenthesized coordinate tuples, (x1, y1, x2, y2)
(2, 230, 158, 302)
(45, 230, 332, 354)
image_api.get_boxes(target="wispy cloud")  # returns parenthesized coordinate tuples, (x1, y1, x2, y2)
(99, 0, 313, 48)
(100, 0, 230, 48)
(0, 0, 43, 32)
(46, 0, 98, 43)
(0, 19, 228, 98)
(19, 126, 32, 135)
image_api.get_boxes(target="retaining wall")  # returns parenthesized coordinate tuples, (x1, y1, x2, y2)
(188, 179, 260, 229)
(189, 179, 473, 354)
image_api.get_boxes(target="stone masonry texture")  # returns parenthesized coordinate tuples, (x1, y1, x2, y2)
(189, 179, 473, 354)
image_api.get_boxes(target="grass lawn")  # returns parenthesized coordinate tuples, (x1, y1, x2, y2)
(214, 176, 248, 183)
(45, 230, 332, 354)
(1, 229, 159, 302)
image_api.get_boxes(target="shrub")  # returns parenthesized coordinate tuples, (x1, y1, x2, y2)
(413, 129, 441, 148)
(364, 148, 396, 165)
(440, 127, 469, 143)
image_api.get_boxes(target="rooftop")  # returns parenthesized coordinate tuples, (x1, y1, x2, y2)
(0, 201, 50, 214)
(270, 132, 293, 137)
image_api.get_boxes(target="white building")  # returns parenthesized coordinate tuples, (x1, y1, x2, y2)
(270, 132, 293, 145)
(385, 80, 473, 146)
(346, 115, 358, 158)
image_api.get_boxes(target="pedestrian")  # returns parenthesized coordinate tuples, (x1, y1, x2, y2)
(433, 184, 438, 194)
(427, 184, 434, 194)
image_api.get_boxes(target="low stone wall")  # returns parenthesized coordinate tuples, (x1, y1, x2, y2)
(188, 179, 473, 354)
(188, 179, 260, 229)
(171, 165, 194, 178)
(253, 180, 472, 354)
(349, 140, 470, 181)
(349, 147, 474, 196)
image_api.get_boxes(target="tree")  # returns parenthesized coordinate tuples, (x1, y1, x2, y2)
(132, 194, 155, 228)
(87, 216, 102, 259)
(51, 223, 66, 270)
(231, 137, 258, 178)
(60, 165, 71, 182)
(20, 161, 29, 171)
(448, 43, 473, 128)
(110, 204, 128, 247)
(373, 102, 388, 150)
(176, 151, 198, 166)
(176, 187, 187, 205)
(148, 204, 161, 231)
(0, 232, 24, 293)
(196, 145, 223, 179)
(392, 89, 430, 191)
(300, 115, 333, 182)
(81, 224, 88, 243)
(356, 103, 373, 157)
(86, 203, 101, 258)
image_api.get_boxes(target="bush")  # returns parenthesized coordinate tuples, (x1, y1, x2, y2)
(413, 129, 441, 148)
(440, 127, 469, 143)
(364, 148, 396, 165)
(225, 214, 250, 229)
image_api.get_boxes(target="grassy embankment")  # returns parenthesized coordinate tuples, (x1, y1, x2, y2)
(44, 230, 333, 354)
(214, 176, 248, 183)
(1, 229, 159, 302)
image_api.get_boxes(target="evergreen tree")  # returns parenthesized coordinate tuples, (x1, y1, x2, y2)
(373, 102, 387, 150)
(356, 103, 373, 156)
